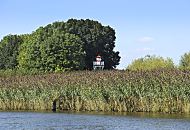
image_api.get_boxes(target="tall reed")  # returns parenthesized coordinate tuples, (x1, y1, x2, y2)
(0, 69, 190, 113)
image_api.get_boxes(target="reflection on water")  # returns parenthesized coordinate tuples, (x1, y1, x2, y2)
(0, 111, 190, 130)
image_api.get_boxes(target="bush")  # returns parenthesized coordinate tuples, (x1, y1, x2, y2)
(127, 55, 175, 71)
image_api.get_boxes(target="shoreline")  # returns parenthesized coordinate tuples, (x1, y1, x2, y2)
(0, 110, 190, 120)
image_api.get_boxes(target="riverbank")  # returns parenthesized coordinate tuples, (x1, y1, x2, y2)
(0, 70, 190, 113)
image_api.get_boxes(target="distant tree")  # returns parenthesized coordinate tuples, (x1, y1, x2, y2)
(0, 35, 22, 69)
(179, 52, 190, 70)
(65, 19, 120, 69)
(127, 55, 175, 71)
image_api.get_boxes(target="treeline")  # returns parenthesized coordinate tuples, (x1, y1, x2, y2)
(0, 19, 120, 72)
(127, 54, 190, 71)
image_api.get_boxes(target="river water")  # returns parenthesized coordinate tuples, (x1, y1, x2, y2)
(0, 111, 190, 130)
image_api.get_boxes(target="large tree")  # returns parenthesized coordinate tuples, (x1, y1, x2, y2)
(0, 35, 22, 69)
(64, 19, 120, 69)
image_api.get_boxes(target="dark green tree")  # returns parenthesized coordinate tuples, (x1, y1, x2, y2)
(65, 19, 120, 69)
(0, 35, 23, 69)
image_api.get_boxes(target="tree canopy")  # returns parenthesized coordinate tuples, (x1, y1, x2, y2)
(65, 19, 120, 69)
(0, 19, 120, 71)
(0, 35, 22, 69)
(179, 52, 190, 70)
(127, 55, 175, 71)
(18, 27, 85, 72)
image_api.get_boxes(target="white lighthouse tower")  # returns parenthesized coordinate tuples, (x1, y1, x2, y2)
(93, 55, 104, 70)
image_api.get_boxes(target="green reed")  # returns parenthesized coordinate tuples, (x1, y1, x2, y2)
(0, 69, 190, 113)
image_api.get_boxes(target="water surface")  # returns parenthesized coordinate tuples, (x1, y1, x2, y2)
(0, 111, 190, 130)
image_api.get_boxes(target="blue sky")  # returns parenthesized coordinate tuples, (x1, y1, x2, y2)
(1, 0, 190, 69)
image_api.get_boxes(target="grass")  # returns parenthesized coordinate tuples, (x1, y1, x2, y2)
(0, 69, 190, 113)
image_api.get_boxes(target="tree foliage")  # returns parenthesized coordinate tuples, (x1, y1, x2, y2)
(127, 55, 175, 71)
(65, 19, 120, 69)
(0, 35, 22, 69)
(179, 52, 190, 70)
(0, 19, 120, 72)
(18, 28, 85, 72)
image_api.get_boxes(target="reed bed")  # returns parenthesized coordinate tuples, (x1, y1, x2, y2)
(0, 69, 190, 113)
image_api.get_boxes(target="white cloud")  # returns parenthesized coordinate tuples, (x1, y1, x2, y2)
(138, 36, 154, 43)
(136, 47, 155, 52)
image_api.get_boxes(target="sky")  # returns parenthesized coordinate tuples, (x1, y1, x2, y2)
(1, 0, 190, 69)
